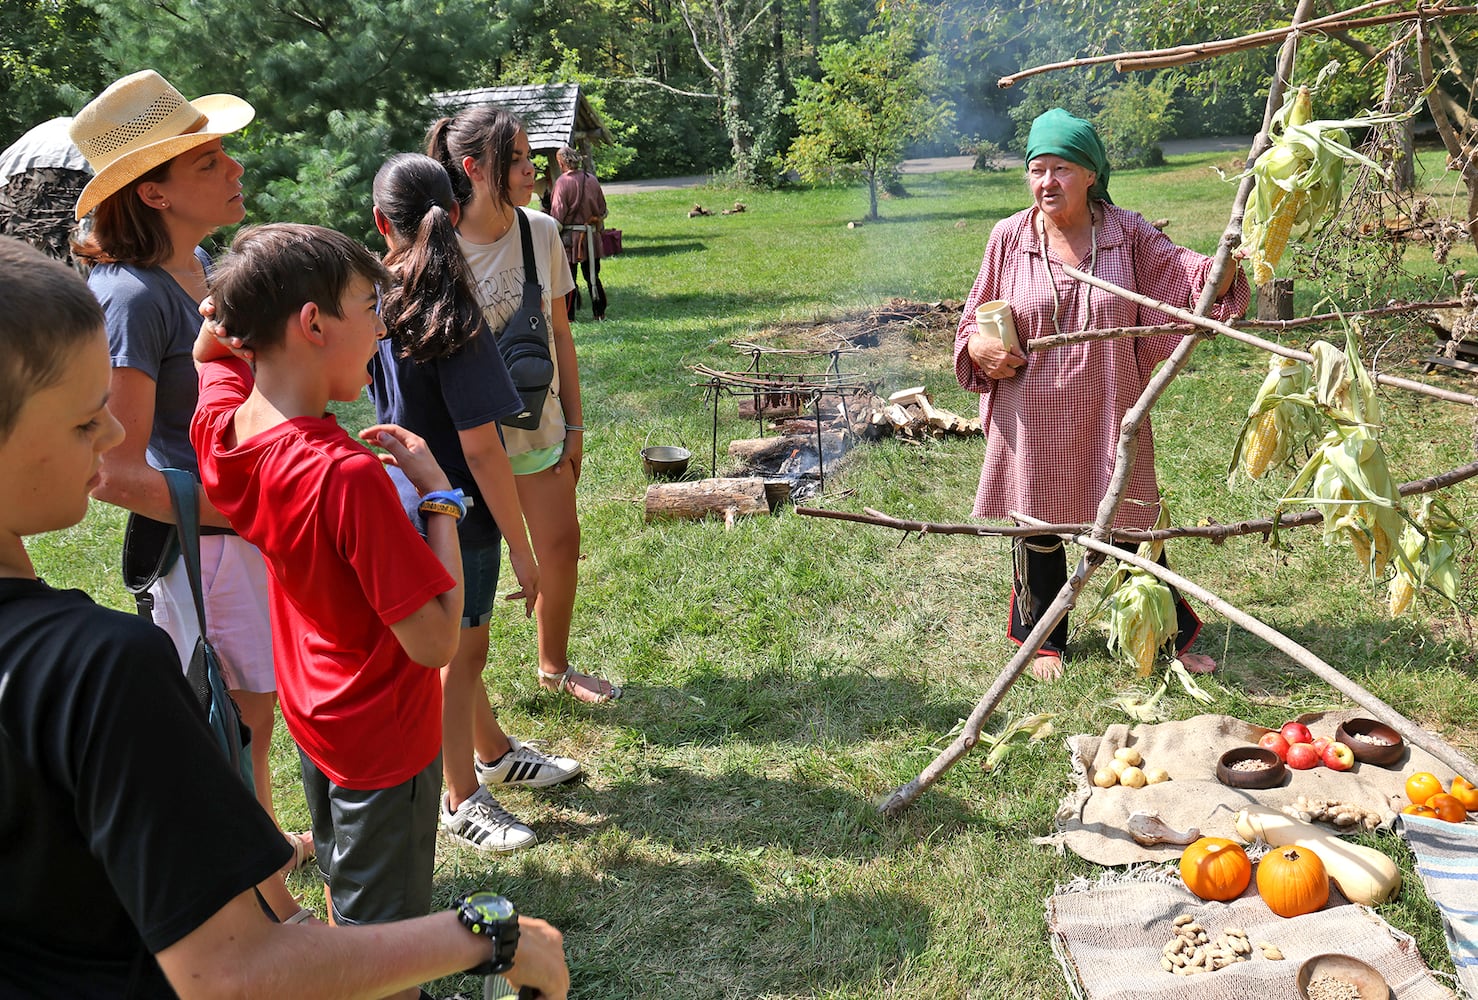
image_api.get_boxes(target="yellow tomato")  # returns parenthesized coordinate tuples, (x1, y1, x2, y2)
(1402, 804, 1438, 819)
(1405, 772, 1443, 807)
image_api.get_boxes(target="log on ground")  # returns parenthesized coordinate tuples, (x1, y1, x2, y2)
(643, 477, 773, 523)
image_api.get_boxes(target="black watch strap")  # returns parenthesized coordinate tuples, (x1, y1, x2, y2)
(454, 890, 520, 976)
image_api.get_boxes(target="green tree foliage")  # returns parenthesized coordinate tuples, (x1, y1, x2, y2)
(787, 28, 953, 219)
(0, 1, 108, 147)
(88, 0, 512, 240)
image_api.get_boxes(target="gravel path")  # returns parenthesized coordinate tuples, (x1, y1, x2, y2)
(602, 136, 1255, 194)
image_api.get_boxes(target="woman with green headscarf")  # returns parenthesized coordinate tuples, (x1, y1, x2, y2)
(953, 108, 1249, 682)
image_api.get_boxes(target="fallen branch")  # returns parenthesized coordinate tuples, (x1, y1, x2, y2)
(1062, 262, 1478, 407)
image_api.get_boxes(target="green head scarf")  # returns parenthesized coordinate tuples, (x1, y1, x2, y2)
(1024, 108, 1112, 205)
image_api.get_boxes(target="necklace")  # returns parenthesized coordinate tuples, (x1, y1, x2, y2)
(1037, 208, 1097, 337)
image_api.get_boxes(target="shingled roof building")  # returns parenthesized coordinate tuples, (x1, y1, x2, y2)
(431, 83, 612, 158)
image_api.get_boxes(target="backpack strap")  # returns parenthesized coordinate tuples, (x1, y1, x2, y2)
(161, 468, 211, 712)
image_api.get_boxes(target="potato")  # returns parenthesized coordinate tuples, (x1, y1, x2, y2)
(1093, 768, 1119, 788)
(1108, 758, 1132, 777)
(1114, 747, 1143, 767)
(1120, 765, 1148, 788)
(1145, 767, 1171, 784)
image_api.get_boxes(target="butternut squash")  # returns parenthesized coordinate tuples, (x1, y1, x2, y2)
(1233, 805, 1400, 906)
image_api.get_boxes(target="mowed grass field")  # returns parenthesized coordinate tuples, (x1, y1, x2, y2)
(31, 147, 1478, 998)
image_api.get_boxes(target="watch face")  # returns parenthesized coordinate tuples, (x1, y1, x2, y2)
(465, 890, 516, 922)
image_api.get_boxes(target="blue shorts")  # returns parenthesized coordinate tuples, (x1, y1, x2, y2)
(461, 542, 502, 628)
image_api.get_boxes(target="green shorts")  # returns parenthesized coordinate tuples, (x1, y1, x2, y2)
(509, 441, 563, 476)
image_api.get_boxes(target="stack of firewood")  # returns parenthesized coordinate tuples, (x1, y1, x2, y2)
(868, 387, 981, 440)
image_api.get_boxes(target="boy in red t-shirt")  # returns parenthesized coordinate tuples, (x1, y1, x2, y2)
(191, 223, 464, 935)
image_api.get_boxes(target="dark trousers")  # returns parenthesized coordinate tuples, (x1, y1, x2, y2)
(565, 254, 607, 320)
(1008, 534, 1201, 658)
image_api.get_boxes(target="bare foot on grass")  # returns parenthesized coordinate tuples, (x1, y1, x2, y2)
(1179, 651, 1217, 674)
(1031, 655, 1064, 682)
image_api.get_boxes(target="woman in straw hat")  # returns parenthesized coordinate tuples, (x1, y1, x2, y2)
(69, 71, 313, 880)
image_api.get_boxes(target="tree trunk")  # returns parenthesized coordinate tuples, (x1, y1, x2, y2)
(643, 477, 771, 523)
(1383, 45, 1416, 193)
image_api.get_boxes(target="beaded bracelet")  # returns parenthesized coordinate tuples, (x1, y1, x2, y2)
(419, 488, 467, 523)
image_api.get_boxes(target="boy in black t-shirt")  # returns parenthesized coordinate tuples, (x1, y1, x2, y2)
(0, 235, 568, 999)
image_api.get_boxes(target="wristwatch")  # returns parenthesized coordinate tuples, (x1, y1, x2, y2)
(453, 890, 520, 976)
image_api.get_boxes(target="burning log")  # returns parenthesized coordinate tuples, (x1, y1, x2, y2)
(643, 477, 772, 526)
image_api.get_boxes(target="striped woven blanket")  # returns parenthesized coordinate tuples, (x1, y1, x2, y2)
(1401, 813, 1478, 998)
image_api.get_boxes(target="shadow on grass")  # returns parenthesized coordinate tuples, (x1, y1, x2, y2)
(606, 667, 974, 749)
(616, 240, 708, 257)
(425, 853, 934, 999)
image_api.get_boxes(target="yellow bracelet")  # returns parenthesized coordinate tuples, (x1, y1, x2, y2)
(419, 499, 464, 521)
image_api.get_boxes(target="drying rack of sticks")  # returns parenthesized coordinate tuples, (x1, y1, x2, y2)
(691, 342, 877, 487)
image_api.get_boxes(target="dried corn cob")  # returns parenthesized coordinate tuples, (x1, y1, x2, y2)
(1106, 567, 1178, 676)
(1228, 354, 1315, 484)
(1387, 496, 1470, 616)
(1239, 82, 1412, 286)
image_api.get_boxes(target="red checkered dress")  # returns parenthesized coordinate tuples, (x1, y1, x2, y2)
(954, 204, 1250, 529)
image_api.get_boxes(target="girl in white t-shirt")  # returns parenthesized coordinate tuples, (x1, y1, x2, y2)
(427, 107, 620, 704)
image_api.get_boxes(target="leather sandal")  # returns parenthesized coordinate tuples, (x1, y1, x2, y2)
(281, 830, 315, 874)
(538, 666, 621, 703)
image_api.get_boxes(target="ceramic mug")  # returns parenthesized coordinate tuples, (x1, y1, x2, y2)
(974, 300, 1021, 353)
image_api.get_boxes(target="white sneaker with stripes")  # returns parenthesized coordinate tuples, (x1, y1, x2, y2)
(440, 787, 537, 852)
(475, 737, 582, 789)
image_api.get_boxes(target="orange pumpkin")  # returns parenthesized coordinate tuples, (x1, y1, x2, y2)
(1256, 846, 1329, 917)
(1180, 836, 1252, 901)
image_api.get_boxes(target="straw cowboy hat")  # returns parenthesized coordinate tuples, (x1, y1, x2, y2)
(69, 69, 254, 221)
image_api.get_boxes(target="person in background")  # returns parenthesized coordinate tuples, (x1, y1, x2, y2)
(428, 107, 620, 704)
(0, 233, 569, 1000)
(550, 144, 608, 321)
(370, 151, 584, 854)
(954, 108, 1249, 682)
(69, 68, 312, 891)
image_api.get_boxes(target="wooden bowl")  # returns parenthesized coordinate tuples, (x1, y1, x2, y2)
(641, 445, 691, 479)
(1335, 718, 1405, 767)
(1216, 746, 1286, 790)
(1296, 953, 1389, 1000)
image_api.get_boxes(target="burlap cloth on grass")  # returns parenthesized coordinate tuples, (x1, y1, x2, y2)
(1039, 710, 1463, 866)
(1047, 875, 1457, 1000)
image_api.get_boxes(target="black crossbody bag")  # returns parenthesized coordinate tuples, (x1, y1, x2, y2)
(498, 208, 555, 431)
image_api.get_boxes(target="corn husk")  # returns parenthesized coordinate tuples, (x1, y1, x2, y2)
(980, 712, 1056, 773)
(1238, 79, 1416, 284)
(1387, 496, 1470, 616)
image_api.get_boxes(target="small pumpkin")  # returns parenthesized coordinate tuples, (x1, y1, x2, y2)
(1180, 836, 1252, 901)
(1256, 845, 1329, 917)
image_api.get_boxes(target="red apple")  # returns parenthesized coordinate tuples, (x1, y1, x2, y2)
(1258, 732, 1292, 761)
(1322, 741, 1356, 771)
(1280, 721, 1314, 746)
(1312, 736, 1333, 756)
(1286, 742, 1321, 770)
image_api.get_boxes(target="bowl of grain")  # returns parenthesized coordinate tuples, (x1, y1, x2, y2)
(1335, 717, 1405, 768)
(1296, 953, 1389, 1000)
(1216, 746, 1286, 789)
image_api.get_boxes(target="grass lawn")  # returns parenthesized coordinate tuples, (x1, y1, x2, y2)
(32, 148, 1478, 998)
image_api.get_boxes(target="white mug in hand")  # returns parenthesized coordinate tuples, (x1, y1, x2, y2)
(974, 300, 1021, 354)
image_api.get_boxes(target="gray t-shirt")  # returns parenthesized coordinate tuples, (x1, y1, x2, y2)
(87, 247, 209, 474)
